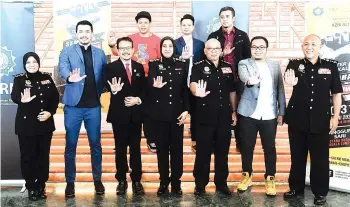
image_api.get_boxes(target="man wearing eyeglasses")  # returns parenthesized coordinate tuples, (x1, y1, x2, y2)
(236, 36, 286, 196)
(190, 38, 237, 196)
(104, 37, 146, 195)
(207, 6, 251, 152)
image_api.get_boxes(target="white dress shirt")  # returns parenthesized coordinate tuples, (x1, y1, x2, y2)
(250, 61, 275, 120)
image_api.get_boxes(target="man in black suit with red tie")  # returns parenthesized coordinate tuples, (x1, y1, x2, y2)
(105, 37, 146, 195)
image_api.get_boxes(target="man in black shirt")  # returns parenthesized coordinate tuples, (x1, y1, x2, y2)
(283, 34, 343, 205)
(59, 20, 107, 198)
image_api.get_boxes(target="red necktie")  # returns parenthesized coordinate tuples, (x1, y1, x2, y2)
(125, 63, 132, 84)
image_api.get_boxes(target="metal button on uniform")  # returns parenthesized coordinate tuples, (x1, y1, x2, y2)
(169, 73, 171, 75)
(40, 93, 42, 96)
(311, 76, 314, 79)
(312, 69, 314, 72)
(170, 80, 172, 82)
(169, 95, 172, 97)
(41, 109, 43, 111)
(312, 91, 314, 94)
(38, 87, 40, 89)
(156, 100, 159, 103)
(220, 104, 222, 106)
(312, 84, 314, 86)
(37, 81, 39, 84)
(310, 106, 312, 109)
(24, 116, 26, 119)
(41, 100, 43, 103)
(169, 102, 172, 104)
(220, 97, 222, 99)
(219, 90, 221, 92)
(203, 104, 205, 106)
(170, 87, 172, 89)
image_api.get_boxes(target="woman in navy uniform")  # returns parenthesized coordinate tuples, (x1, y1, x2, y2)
(148, 36, 189, 196)
(11, 52, 59, 201)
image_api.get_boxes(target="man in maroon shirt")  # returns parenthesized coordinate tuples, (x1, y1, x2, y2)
(208, 6, 251, 151)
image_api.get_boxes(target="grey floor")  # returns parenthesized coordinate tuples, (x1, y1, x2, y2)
(1, 183, 350, 207)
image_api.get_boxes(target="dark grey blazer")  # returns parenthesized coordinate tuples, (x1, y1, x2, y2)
(237, 58, 286, 117)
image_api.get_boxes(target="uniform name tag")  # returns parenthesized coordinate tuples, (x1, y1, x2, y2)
(318, 68, 331, 74)
(221, 67, 232, 74)
(41, 80, 51, 85)
(175, 68, 182, 71)
(136, 73, 141, 77)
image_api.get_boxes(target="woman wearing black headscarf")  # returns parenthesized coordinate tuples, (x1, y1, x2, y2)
(147, 37, 189, 196)
(11, 52, 59, 201)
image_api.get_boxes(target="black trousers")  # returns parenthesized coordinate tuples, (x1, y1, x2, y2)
(233, 80, 244, 147)
(18, 133, 53, 190)
(193, 120, 231, 188)
(239, 116, 277, 178)
(153, 120, 184, 188)
(143, 116, 155, 144)
(189, 94, 197, 142)
(288, 126, 330, 196)
(112, 121, 142, 182)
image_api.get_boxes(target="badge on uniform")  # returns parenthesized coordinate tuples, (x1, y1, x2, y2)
(25, 80, 32, 87)
(203, 66, 211, 74)
(175, 68, 182, 71)
(318, 68, 331, 74)
(159, 64, 165, 70)
(136, 73, 141, 77)
(298, 64, 305, 73)
(41, 80, 51, 85)
(221, 67, 232, 74)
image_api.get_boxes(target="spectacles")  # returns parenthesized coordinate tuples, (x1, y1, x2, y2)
(251, 46, 267, 50)
(206, 47, 221, 52)
(119, 47, 132, 51)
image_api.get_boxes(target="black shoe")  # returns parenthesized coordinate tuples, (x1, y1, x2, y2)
(194, 186, 206, 195)
(116, 180, 128, 195)
(314, 195, 327, 205)
(216, 185, 232, 195)
(147, 142, 157, 153)
(283, 190, 304, 199)
(94, 181, 105, 195)
(65, 183, 75, 198)
(132, 182, 145, 195)
(171, 187, 183, 196)
(157, 184, 169, 196)
(37, 188, 47, 199)
(28, 190, 38, 201)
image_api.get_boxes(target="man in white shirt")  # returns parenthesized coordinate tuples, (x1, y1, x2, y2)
(236, 36, 286, 196)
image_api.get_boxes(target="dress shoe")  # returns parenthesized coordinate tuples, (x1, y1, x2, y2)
(116, 181, 128, 195)
(37, 188, 47, 199)
(157, 184, 169, 196)
(94, 181, 105, 195)
(216, 185, 232, 195)
(194, 186, 206, 195)
(65, 183, 75, 198)
(171, 187, 183, 196)
(283, 189, 304, 199)
(132, 182, 145, 195)
(314, 195, 327, 205)
(28, 190, 38, 201)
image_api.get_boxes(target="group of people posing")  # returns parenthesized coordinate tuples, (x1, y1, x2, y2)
(12, 6, 342, 206)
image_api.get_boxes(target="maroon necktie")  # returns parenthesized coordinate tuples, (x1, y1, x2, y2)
(125, 63, 132, 84)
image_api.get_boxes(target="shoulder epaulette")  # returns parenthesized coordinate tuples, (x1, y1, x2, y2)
(174, 57, 186, 62)
(194, 60, 204, 65)
(288, 58, 302, 61)
(13, 73, 25, 78)
(149, 59, 159, 62)
(322, 58, 338, 64)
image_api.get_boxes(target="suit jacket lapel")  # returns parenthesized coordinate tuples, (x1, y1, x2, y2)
(248, 58, 259, 77)
(179, 37, 186, 48)
(91, 46, 96, 72)
(74, 44, 84, 63)
(119, 59, 131, 87)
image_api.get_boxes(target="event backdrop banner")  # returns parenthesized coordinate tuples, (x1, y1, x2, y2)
(53, 1, 111, 114)
(192, 1, 250, 42)
(306, 2, 350, 193)
(0, 2, 35, 180)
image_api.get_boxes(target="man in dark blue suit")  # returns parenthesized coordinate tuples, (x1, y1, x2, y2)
(59, 20, 107, 198)
(174, 14, 205, 152)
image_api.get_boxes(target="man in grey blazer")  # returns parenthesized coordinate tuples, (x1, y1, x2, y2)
(236, 36, 286, 196)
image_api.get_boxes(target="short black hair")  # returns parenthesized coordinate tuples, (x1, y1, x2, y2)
(180, 14, 194, 24)
(219, 6, 235, 17)
(116, 37, 133, 49)
(251, 36, 269, 48)
(76, 20, 93, 32)
(135, 11, 152, 22)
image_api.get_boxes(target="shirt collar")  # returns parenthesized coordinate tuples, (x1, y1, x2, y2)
(303, 57, 321, 66)
(222, 26, 235, 35)
(80, 45, 91, 51)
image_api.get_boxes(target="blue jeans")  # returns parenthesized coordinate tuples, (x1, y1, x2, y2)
(64, 106, 102, 183)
